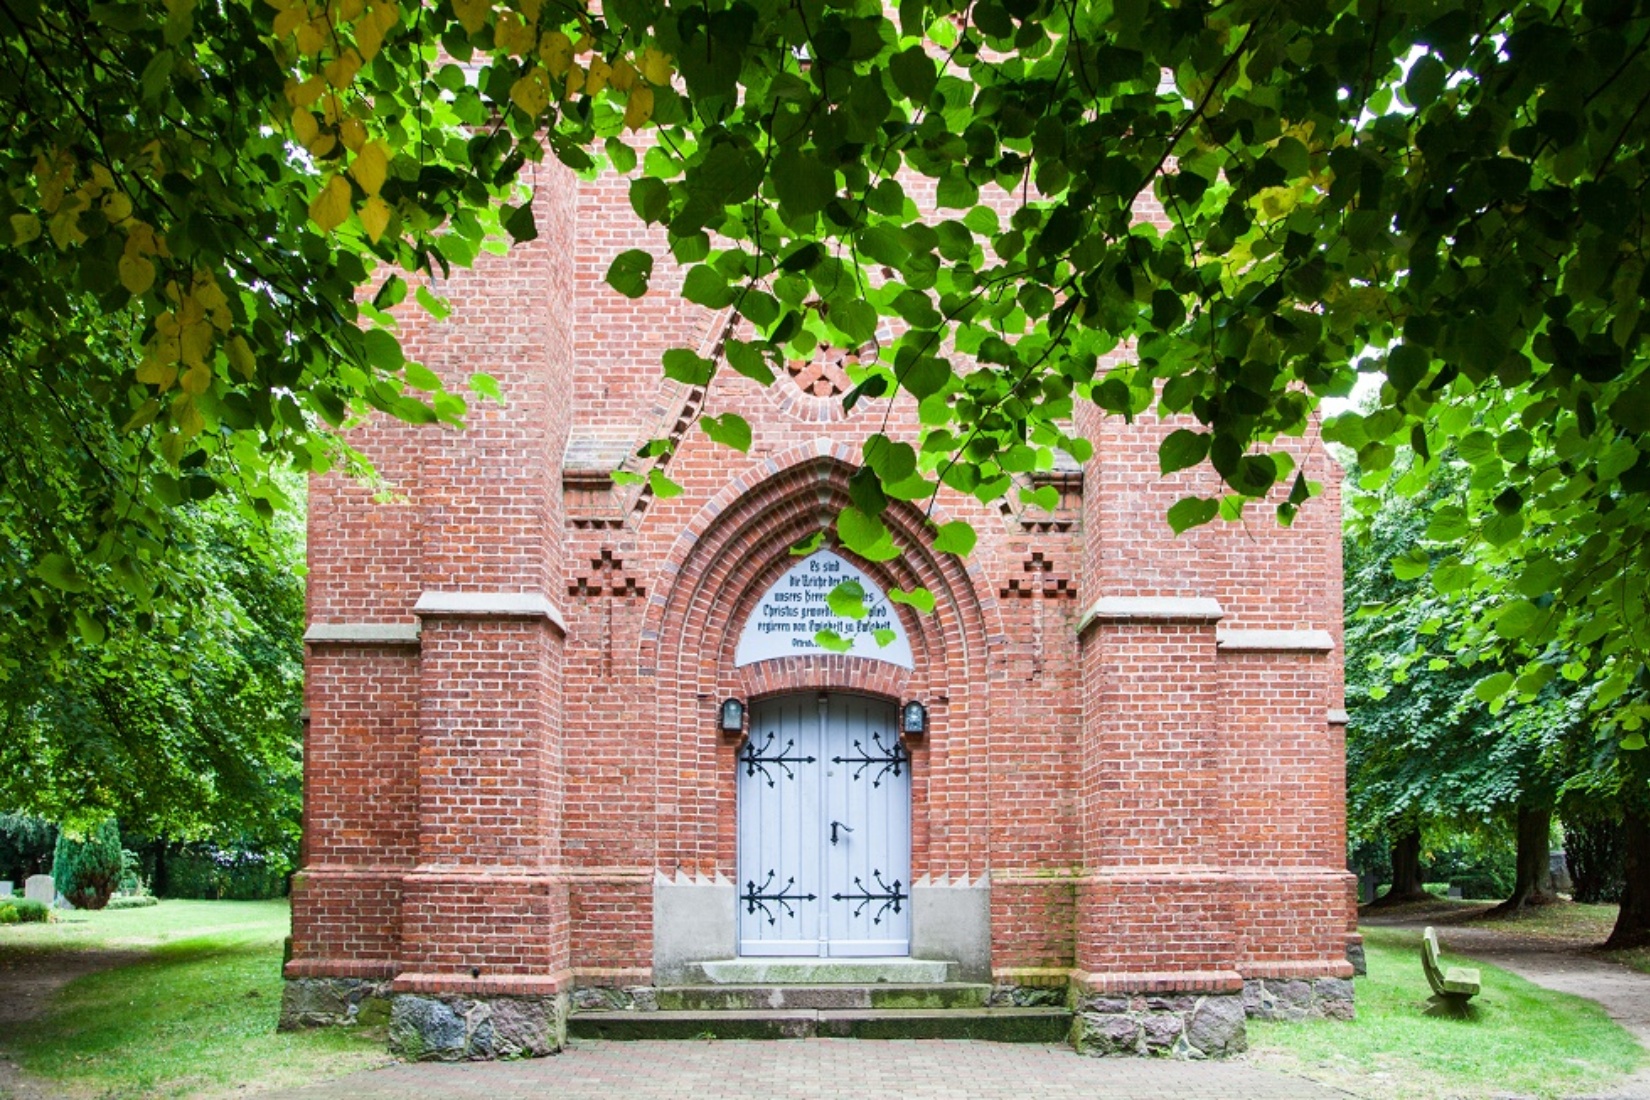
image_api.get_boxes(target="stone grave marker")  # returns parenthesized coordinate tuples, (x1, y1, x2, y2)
(0, 881, 12, 896)
(24, 874, 55, 906)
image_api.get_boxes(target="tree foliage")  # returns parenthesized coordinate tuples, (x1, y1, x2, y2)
(1344, 456, 1580, 902)
(8, 0, 1650, 738)
(0, 492, 305, 849)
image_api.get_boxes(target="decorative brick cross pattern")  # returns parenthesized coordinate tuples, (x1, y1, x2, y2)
(785, 342, 868, 398)
(999, 552, 1076, 600)
(568, 549, 646, 599)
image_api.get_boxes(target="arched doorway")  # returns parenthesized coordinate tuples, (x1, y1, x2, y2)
(736, 693, 912, 957)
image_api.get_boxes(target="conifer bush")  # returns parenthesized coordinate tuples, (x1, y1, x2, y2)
(52, 820, 123, 910)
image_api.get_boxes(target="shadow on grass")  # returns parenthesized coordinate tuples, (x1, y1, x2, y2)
(6, 924, 387, 1098)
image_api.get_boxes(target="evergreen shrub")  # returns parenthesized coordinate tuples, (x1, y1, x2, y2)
(52, 820, 124, 910)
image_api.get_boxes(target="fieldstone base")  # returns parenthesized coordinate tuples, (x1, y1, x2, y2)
(1072, 993, 1247, 1058)
(278, 977, 394, 1030)
(571, 985, 658, 1012)
(388, 992, 568, 1061)
(1347, 940, 1368, 976)
(987, 984, 1067, 1008)
(1242, 977, 1356, 1021)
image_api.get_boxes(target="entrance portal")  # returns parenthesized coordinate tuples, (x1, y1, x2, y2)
(736, 694, 912, 957)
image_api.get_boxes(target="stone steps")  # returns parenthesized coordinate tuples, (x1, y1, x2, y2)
(687, 958, 953, 984)
(655, 982, 994, 1011)
(568, 1006, 1072, 1042)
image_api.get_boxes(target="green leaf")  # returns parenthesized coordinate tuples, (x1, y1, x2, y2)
(838, 506, 894, 558)
(1405, 53, 1447, 108)
(1493, 599, 1544, 640)
(606, 249, 654, 298)
(682, 264, 734, 308)
(630, 177, 670, 223)
(814, 629, 854, 653)
(648, 468, 684, 499)
(1392, 548, 1430, 581)
(35, 554, 89, 593)
(1167, 496, 1218, 534)
(873, 627, 897, 648)
(725, 339, 776, 385)
(701, 413, 752, 452)
(889, 586, 936, 614)
(662, 348, 715, 385)
(932, 520, 976, 556)
(404, 362, 442, 392)
(501, 199, 538, 243)
(1473, 671, 1516, 705)
(826, 579, 868, 619)
(773, 154, 835, 216)
(1158, 429, 1209, 474)
(889, 45, 937, 104)
(1387, 344, 1430, 395)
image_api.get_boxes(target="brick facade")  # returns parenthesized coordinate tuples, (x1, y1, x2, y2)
(287, 156, 1354, 1048)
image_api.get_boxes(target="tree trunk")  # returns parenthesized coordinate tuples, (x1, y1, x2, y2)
(1607, 751, 1650, 949)
(1369, 827, 1431, 906)
(1489, 803, 1555, 916)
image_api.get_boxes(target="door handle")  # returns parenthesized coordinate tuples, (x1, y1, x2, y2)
(830, 820, 854, 845)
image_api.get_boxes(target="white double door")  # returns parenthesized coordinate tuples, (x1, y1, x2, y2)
(736, 694, 912, 957)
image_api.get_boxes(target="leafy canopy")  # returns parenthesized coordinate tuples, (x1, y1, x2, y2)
(5, 0, 1650, 730)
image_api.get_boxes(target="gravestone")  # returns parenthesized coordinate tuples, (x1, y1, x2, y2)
(0, 881, 12, 897)
(24, 874, 54, 906)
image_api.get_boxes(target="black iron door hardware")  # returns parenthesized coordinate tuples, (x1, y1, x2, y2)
(741, 870, 818, 925)
(831, 870, 908, 925)
(830, 730, 908, 787)
(739, 731, 817, 787)
(830, 820, 853, 845)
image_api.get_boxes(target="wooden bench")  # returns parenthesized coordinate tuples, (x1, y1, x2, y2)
(1422, 926, 1481, 1011)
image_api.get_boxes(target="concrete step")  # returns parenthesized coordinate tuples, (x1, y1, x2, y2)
(568, 1007, 1071, 1043)
(688, 957, 952, 984)
(570, 1009, 816, 1041)
(655, 982, 993, 1011)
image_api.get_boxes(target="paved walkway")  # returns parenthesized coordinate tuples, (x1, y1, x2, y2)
(259, 1039, 1355, 1099)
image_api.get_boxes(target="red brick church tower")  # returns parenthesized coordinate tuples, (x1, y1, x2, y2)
(281, 158, 1356, 1058)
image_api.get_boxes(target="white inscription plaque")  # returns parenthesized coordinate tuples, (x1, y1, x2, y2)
(734, 551, 913, 668)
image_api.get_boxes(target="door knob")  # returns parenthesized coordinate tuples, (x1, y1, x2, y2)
(830, 820, 854, 845)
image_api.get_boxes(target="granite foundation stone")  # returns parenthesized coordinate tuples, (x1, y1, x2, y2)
(388, 992, 568, 1060)
(278, 977, 394, 1030)
(1242, 976, 1356, 1021)
(1072, 992, 1248, 1059)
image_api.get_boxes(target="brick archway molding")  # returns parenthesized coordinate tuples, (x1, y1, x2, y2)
(638, 441, 1006, 984)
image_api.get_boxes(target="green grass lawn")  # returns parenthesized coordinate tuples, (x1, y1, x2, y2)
(1247, 926, 1646, 1099)
(0, 899, 389, 1099)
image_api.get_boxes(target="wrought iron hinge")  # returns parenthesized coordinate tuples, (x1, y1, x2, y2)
(742, 870, 818, 925)
(832, 870, 907, 925)
(831, 730, 908, 787)
(740, 731, 817, 787)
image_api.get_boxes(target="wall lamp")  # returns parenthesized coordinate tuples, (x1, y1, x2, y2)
(902, 700, 927, 737)
(720, 697, 745, 734)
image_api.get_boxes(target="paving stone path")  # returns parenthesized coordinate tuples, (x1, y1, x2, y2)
(258, 1038, 1354, 1100)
